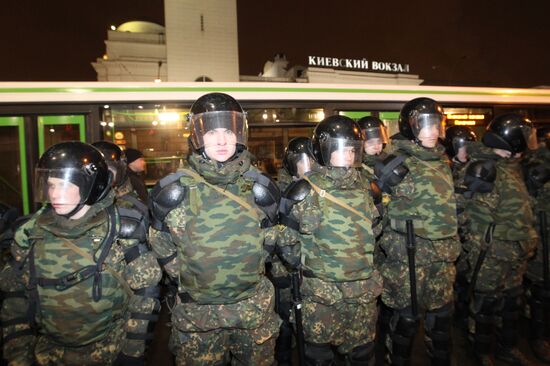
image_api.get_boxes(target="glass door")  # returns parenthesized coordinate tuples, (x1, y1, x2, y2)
(0, 117, 29, 214)
(37, 115, 86, 156)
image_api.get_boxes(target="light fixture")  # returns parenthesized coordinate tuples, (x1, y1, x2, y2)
(138, 105, 143, 109)
(152, 120, 159, 126)
(262, 113, 268, 120)
(104, 104, 110, 109)
(100, 121, 107, 126)
(108, 122, 114, 127)
(49, 128, 55, 133)
(110, 25, 116, 31)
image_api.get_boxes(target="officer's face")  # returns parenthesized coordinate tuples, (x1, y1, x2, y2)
(47, 177, 81, 215)
(417, 124, 440, 148)
(364, 138, 383, 156)
(330, 146, 356, 167)
(456, 146, 468, 162)
(295, 157, 313, 178)
(203, 128, 237, 162)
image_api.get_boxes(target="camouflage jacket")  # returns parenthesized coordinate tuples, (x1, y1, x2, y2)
(459, 143, 537, 242)
(277, 167, 293, 191)
(385, 139, 458, 240)
(149, 151, 273, 305)
(291, 167, 379, 282)
(0, 191, 162, 364)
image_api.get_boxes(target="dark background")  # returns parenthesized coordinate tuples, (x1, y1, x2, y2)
(1, 0, 549, 87)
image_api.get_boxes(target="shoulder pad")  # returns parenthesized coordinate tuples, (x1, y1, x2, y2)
(149, 172, 187, 231)
(244, 170, 281, 226)
(283, 179, 311, 202)
(463, 159, 497, 194)
(118, 207, 148, 241)
(118, 194, 149, 217)
(374, 154, 409, 194)
(523, 161, 550, 195)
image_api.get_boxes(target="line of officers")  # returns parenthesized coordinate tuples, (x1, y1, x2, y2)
(0, 92, 549, 366)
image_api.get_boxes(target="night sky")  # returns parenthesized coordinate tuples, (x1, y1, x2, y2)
(2, 0, 550, 87)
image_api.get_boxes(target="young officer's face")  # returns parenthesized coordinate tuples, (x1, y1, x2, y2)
(417, 124, 440, 148)
(203, 128, 237, 162)
(364, 138, 383, 156)
(47, 177, 81, 215)
(330, 146, 356, 167)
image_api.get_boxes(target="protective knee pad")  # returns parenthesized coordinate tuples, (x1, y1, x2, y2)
(347, 342, 375, 366)
(389, 310, 419, 365)
(425, 304, 453, 364)
(304, 342, 334, 366)
(275, 320, 293, 363)
(497, 287, 523, 347)
(470, 293, 497, 355)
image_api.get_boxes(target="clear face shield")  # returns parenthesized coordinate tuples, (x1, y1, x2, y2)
(105, 160, 127, 186)
(320, 137, 363, 168)
(189, 111, 248, 150)
(410, 113, 446, 139)
(288, 152, 316, 178)
(363, 126, 389, 155)
(34, 168, 95, 214)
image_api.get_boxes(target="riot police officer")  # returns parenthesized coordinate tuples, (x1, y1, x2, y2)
(0, 141, 161, 365)
(92, 141, 148, 213)
(376, 98, 459, 366)
(523, 125, 550, 363)
(149, 93, 281, 366)
(358, 116, 389, 167)
(285, 115, 381, 365)
(444, 125, 477, 177)
(458, 114, 537, 366)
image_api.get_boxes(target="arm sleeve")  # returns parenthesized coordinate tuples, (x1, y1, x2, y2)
(119, 236, 163, 359)
(1, 223, 37, 366)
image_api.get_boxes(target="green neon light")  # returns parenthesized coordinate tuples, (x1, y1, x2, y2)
(339, 111, 372, 119)
(0, 117, 29, 214)
(379, 112, 400, 120)
(1, 86, 550, 98)
(38, 115, 86, 156)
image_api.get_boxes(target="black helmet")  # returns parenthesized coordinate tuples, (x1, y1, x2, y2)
(312, 115, 363, 167)
(398, 97, 446, 141)
(523, 161, 550, 195)
(357, 116, 389, 144)
(444, 126, 477, 157)
(482, 113, 533, 153)
(188, 92, 248, 156)
(35, 142, 111, 215)
(92, 141, 127, 187)
(283, 137, 316, 178)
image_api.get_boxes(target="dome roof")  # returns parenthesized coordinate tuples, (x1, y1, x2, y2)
(117, 21, 165, 34)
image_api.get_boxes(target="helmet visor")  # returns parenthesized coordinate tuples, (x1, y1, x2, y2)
(320, 137, 363, 168)
(106, 160, 127, 187)
(287, 152, 316, 177)
(190, 111, 248, 150)
(34, 168, 95, 205)
(410, 113, 446, 138)
(363, 126, 389, 144)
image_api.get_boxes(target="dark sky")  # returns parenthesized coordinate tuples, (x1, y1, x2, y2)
(2, 0, 550, 87)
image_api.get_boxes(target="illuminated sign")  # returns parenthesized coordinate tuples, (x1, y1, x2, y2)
(445, 113, 486, 126)
(308, 56, 410, 73)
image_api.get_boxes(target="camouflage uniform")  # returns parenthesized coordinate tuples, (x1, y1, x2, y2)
(0, 191, 162, 366)
(457, 142, 538, 362)
(523, 146, 550, 361)
(149, 151, 280, 366)
(378, 139, 460, 365)
(291, 167, 382, 363)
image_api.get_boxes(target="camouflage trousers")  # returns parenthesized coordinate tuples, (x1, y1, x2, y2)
(379, 259, 456, 311)
(457, 238, 535, 293)
(169, 278, 280, 366)
(33, 317, 124, 366)
(526, 239, 549, 284)
(300, 271, 383, 354)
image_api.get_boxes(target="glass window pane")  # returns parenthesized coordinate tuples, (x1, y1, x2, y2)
(43, 123, 81, 151)
(0, 126, 23, 212)
(102, 105, 190, 186)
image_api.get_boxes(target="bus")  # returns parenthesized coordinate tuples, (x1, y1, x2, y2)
(1, 82, 549, 214)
